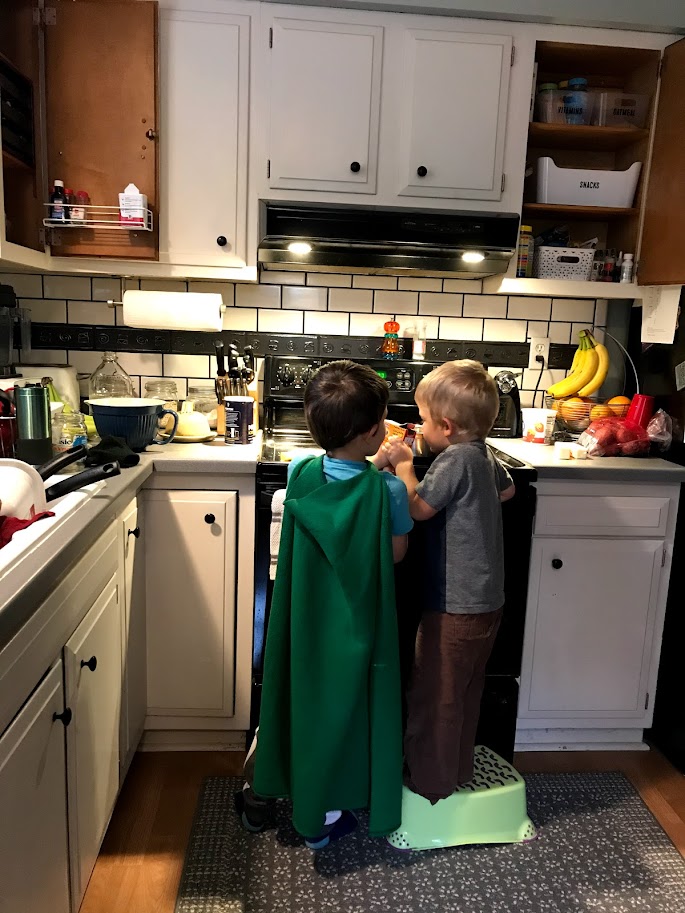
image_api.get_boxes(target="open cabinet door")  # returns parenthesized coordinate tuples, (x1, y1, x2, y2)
(638, 37, 685, 286)
(45, 0, 158, 260)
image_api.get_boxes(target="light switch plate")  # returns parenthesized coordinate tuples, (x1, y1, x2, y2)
(528, 336, 550, 370)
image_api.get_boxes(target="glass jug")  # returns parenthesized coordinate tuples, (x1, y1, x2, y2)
(88, 352, 134, 400)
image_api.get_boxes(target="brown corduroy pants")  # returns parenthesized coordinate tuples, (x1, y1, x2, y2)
(404, 607, 503, 804)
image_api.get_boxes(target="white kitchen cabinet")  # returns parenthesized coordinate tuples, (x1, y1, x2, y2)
(520, 537, 663, 719)
(145, 491, 238, 721)
(0, 661, 70, 913)
(65, 576, 122, 910)
(267, 16, 383, 194)
(159, 7, 251, 268)
(396, 30, 512, 200)
(119, 499, 146, 779)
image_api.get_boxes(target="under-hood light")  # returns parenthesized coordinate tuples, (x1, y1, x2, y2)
(287, 241, 312, 255)
(461, 251, 485, 263)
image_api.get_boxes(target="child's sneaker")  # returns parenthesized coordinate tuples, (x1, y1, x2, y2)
(304, 810, 358, 850)
(234, 785, 272, 833)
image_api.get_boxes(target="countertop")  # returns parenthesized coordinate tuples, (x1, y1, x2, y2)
(488, 438, 685, 483)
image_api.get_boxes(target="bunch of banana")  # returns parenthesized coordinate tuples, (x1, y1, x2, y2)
(547, 330, 610, 399)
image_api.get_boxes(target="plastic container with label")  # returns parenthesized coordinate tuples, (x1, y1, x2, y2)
(536, 157, 642, 208)
(592, 92, 649, 128)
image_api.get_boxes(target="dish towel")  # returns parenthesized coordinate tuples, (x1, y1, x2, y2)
(269, 489, 287, 580)
(0, 511, 55, 549)
(84, 435, 140, 468)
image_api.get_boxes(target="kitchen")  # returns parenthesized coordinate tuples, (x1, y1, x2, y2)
(2, 0, 685, 911)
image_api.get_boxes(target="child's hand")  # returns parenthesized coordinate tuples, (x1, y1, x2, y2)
(383, 440, 414, 468)
(371, 447, 391, 470)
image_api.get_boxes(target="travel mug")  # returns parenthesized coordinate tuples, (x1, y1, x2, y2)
(14, 384, 53, 464)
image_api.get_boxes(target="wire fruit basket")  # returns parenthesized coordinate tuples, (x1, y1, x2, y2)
(547, 395, 631, 433)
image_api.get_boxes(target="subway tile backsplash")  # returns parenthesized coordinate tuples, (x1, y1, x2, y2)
(2, 270, 619, 408)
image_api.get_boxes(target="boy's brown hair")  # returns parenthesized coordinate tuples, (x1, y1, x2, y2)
(416, 359, 499, 440)
(305, 360, 389, 450)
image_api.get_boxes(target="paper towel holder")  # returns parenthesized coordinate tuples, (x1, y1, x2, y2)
(107, 298, 229, 316)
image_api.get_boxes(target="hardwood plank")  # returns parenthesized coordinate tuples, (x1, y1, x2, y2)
(80, 748, 685, 913)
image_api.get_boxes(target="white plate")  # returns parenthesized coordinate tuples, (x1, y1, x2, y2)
(161, 432, 217, 444)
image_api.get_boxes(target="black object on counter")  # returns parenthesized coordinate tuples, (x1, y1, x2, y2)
(84, 435, 140, 468)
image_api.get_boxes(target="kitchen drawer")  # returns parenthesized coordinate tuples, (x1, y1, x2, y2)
(534, 495, 670, 538)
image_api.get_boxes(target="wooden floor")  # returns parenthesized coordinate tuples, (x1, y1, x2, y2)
(81, 748, 685, 913)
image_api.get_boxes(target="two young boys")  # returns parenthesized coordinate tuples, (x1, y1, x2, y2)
(248, 357, 514, 843)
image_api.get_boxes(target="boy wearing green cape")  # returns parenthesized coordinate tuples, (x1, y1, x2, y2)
(238, 360, 412, 849)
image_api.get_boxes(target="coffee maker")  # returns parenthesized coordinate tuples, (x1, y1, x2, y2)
(0, 284, 31, 378)
(491, 371, 522, 438)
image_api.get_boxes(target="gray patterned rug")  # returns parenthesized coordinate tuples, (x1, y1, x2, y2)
(175, 773, 685, 913)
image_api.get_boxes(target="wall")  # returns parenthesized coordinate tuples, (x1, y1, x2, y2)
(269, 0, 685, 33)
(3, 270, 619, 409)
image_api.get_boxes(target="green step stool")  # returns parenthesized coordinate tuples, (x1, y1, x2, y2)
(387, 745, 537, 851)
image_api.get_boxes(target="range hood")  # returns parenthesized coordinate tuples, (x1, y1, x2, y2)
(258, 202, 520, 279)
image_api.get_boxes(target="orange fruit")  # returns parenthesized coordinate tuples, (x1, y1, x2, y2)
(606, 395, 631, 416)
(559, 397, 586, 421)
(590, 404, 613, 421)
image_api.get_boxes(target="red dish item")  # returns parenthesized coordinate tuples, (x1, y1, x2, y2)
(626, 394, 655, 429)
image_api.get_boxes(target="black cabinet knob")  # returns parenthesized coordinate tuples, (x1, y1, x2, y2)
(205, 513, 216, 525)
(350, 161, 361, 173)
(216, 236, 228, 247)
(80, 656, 97, 672)
(53, 708, 72, 726)
(552, 558, 563, 570)
(128, 527, 140, 539)
(417, 165, 428, 177)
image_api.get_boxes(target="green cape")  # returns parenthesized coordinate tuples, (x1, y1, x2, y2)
(253, 455, 403, 837)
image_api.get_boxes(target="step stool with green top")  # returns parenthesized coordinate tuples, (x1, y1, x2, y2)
(387, 746, 537, 851)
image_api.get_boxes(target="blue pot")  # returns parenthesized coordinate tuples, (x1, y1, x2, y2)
(87, 399, 179, 452)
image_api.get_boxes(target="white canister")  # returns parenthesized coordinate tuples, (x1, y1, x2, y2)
(522, 408, 556, 444)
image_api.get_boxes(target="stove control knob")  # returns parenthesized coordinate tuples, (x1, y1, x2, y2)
(300, 366, 314, 385)
(276, 364, 295, 386)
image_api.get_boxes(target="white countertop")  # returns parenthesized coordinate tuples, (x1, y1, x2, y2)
(488, 437, 685, 482)
(140, 436, 262, 474)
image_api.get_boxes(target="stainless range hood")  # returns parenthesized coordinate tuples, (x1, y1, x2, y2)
(258, 201, 520, 279)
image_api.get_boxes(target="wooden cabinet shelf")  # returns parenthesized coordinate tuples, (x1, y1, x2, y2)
(2, 148, 33, 173)
(528, 123, 649, 151)
(523, 203, 638, 221)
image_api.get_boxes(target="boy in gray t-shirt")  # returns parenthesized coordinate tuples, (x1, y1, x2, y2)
(382, 360, 515, 802)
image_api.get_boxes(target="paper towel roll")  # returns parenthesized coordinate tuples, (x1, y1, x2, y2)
(122, 290, 223, 332)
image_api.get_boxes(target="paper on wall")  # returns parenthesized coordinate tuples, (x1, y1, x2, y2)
(641, 286, 681, 345)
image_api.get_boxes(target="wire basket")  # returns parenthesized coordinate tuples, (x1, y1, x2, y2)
(546, 395, 631, 433)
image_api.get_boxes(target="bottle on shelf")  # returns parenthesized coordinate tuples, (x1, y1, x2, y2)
(613, 250, 624, 283)
(591, 249, 604, 282)
(70, 190, 89, 224)
(49, 180, 67, 223)
(620, 253, 634, 284)
(63, 188, 74, 223)
(602, 249, 617, 282)
(516, 225, 534, 278)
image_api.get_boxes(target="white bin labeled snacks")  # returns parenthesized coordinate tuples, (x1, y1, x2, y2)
(534, 246, 594, 281)
(536, 157, 641, 208)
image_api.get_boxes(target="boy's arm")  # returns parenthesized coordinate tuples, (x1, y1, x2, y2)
(500, 483, 516, 502)
(386, 443, 438, 521)
(392, 534, 408, 563)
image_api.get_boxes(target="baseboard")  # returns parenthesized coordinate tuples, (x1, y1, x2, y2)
(139, 729, 247, 751)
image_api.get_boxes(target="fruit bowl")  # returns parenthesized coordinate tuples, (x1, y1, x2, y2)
(547, 395, 631, 433)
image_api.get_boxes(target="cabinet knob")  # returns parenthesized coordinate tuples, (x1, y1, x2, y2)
(80, 656, 97, 672)
(350, 161, 361, 173)
(128, 527, 140, 539)
(145, 129, 158, 141)
(417, 165, 428, 177)
(205, 513, 216, 525)
(216, 236, 228, 247)
(551, 558, 563, 570)
(53, 708, 72, 726)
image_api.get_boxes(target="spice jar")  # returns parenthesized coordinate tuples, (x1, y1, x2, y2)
(55, 411, 88, 454)
(187, 383, 219, 429)
(70, 190, 89, 224)
(144, 379, 178, 433)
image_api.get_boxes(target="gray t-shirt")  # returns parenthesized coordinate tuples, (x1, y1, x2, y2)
(416, 441, 513, 614)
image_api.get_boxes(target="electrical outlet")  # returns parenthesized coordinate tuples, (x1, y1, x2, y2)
(528, 336, 550, 370)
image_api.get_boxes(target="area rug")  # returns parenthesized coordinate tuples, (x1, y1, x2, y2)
(175, 772, 685, 913)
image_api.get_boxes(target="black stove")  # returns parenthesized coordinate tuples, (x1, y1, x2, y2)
(253, 354, 537, 759)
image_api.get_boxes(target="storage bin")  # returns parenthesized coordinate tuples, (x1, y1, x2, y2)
(534, 246, 594, 281)
(536, 89, 592, 125)
(536, 157, 642, 208)
(592, 92, 649, 128)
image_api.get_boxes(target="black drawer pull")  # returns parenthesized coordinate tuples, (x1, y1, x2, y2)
(53, 708, 72, 726)
(350, 161, 361, 173)
(80, 656, 97, 672)
(128, 527, 140, 539)
(205, 513, 216, 525)
(552, 558, 563, 570)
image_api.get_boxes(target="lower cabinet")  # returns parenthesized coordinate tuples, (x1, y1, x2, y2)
(120, 498, 146, 778)
(65, 575, 122, 909)
(0, 661, 71, 913)
(520, 537, 663, 719)
(145, 491, 238, 723)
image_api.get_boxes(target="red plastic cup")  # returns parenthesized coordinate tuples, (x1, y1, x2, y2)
(626, 394, 655, 429)
(0, 416, 17, 458)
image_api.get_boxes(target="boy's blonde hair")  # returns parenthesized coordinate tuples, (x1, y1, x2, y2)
(416, 359, 499, 439)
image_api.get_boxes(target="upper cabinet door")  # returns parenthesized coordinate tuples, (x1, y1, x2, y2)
(268, 18, 383, 194)
(159, 8, 250, 268)
(44, 0, 158, 259)
(638, 37, 685, 286)
(397, 30, 512, 201)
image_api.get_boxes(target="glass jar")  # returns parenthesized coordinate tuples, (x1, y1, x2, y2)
(188, 384, 219, 430)
(55, 411, 88, 454)
(88, 352, 134, 400)
(144, 379, 178, 433)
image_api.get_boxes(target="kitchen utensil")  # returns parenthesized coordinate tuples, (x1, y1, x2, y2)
(86, 398, 179, 451)
(227, 345, 241, 397)
(0, 445, 121, 520)
(14, 383, 52, 464)
(243, 346, 256, 384)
